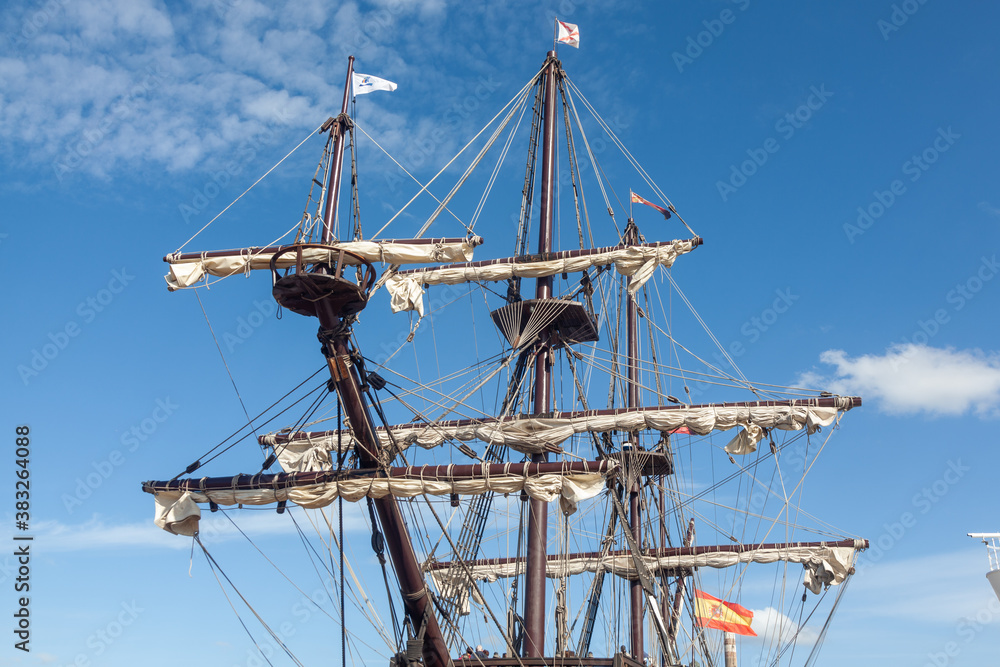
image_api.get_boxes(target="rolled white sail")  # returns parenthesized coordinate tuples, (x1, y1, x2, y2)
(165, 238, 482, 291)
(264, 398, 857, 471)
(151, 468, 612, 535)
(426, 543, 862, 606)
(385, 239, 697, 315)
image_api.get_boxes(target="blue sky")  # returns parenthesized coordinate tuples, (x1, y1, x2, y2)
(2, 0, 1000, 665)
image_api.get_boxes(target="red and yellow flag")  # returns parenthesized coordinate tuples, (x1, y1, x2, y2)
(630, 190, 672, 219)
(694, 590, 757, 636)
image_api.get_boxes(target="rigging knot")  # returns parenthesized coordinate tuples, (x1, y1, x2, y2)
(317, 322, 350, 348)
(403, 586, 428, 601)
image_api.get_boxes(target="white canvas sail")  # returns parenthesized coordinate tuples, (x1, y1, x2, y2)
(385, 239, 697, 315)
(165, 237, 482, 290)
(263, 398, 857, 471)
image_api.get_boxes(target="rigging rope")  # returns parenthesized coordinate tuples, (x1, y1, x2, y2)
(176, 121, 326, 253)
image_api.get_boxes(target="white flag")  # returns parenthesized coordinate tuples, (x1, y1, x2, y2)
(556, 20, 579, 48)
(352, 73, 398, 96)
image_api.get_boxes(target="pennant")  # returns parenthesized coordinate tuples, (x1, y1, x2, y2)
(694, 590, 757, 637)
(669, 426, 691, 435)
(352, 73, 398, 96)
(556, 20, 580, 48)
(630, 190, 671, 219)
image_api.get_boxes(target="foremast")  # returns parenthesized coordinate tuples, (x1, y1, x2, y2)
(300, 57, 451, 667)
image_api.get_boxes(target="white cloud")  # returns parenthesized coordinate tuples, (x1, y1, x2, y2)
(750, 606, 819, 645)
(979, 201, 1000, 218)
(0, 0, 496, 184)
(800, 344, 1000, 418)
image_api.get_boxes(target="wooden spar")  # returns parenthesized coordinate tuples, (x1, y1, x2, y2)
(141, 460, 617, 493)
(524, 50, 559, 659)
(321, 55, 354, 245)
(163, 238, 476, 263)
(392, 238, 703, 276)
(625, 222, 643, 658)
(261, 396, 864, 445)
(424, 538, 869, 572)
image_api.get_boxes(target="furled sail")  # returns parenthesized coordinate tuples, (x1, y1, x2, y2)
(385, 238, 700, 315)
(164, 237, 483, 290)
(261, 397, 860, 470)
(146, 460, 616, 535)
(426, 539, 867, 615)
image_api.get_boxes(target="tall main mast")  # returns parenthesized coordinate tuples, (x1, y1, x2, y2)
(523, 50, 560, 658)
(625, 221, 644, 658)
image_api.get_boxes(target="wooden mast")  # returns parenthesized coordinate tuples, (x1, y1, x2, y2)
(316, 56, 450, 667)
(523, 49, 559, 658)
(625, 221, 643, 659)
(321, 56, 354, 244)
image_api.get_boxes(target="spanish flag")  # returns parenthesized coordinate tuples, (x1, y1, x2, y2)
(630, 190, 671, 219)
(694, 590, 757, 636)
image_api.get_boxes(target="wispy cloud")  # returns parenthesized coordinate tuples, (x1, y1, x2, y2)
(13, 507, 364, 552)
(799, 344, 1000, 418)
(979, 201, 1000, 218)
(0, 0, 494, 184)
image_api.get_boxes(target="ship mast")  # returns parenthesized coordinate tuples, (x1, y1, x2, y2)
(321, 56, 354, 243)
(523, 50, 559, 658)
(315, 57, 449, 667)
(625, 220, 643, 658)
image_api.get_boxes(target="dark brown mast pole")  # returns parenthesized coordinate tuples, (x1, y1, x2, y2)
(625, 221, 643, 659)
(669, 519, 697, 645)
(523, 50, 559, 659)
(314, 57, 450, 667)
(321, 56, 355, 244)
(659, 481, 669, 667)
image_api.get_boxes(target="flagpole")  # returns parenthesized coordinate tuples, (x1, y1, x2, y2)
(553, 18, 558, 52)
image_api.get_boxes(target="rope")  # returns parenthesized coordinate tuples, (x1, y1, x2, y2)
(371, 65, 545, 240)
(176, 121, 326, 253)
(194, 290, 260, 445)
(195, 535, 304, 666)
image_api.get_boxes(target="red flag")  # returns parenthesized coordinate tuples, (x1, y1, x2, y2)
(630, 190, 671, 219)
(669, 426, 691, 435)
(694, 590, 757, 636)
